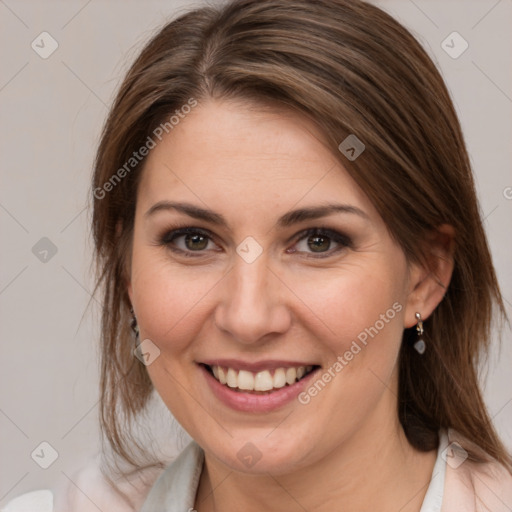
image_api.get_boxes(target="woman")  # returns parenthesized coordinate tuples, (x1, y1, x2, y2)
(5, 0, 511, 510)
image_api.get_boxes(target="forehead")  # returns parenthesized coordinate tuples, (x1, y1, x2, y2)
(138, 99, 373, 217)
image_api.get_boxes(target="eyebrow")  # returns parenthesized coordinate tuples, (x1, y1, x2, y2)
(144, 201, 369, 228)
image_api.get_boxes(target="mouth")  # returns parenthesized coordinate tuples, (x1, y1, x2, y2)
(200, 363, 320, 395)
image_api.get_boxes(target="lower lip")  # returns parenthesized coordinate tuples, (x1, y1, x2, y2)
(199, 364, 320, 413)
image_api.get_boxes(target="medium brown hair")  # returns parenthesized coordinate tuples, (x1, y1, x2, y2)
(92, 0, 511, 474)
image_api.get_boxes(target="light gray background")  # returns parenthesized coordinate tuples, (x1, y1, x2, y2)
(1, 0, 511, 505)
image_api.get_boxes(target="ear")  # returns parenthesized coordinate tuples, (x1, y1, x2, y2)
(404, 224, 455, 328)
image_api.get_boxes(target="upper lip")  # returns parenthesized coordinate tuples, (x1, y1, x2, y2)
(200, 359, 319, 373)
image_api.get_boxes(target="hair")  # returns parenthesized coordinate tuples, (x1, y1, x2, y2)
(91, 0, 511, 476)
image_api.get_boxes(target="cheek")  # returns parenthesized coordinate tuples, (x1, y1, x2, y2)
(288, 263, 407, 438)
(129, 245, 221, 431)
(288, 258, 407, 366)
(130, 244, 220, 352)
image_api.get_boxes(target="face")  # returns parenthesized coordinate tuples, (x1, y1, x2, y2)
(128, 99, 419, 474)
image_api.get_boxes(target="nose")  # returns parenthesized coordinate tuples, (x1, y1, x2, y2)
(214, 256, 292, 345)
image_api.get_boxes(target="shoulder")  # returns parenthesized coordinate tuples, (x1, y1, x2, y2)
(1, 490, 53, 512)
(2, 455, 164, 512)
(442, 429, 512, 512)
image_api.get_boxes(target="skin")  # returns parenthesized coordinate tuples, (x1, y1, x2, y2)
(128, 99, 454, 512)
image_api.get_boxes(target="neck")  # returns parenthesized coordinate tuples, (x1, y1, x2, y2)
(195, 398, 437, 512)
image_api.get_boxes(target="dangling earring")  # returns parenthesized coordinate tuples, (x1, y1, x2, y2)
(130, 308, 140, 343)
(414, 312, 425, 354)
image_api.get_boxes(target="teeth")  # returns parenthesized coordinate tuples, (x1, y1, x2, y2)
(238, 370, 255, 390)
(209, 365, 314, 392)
(254, 370, 273, 391)
(218, 366, 227, 385)
(273, 368, 287, 388)
(285, 367, 297, 385)
(226, 368, 238, 388)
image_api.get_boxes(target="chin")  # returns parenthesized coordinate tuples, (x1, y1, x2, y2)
(203, 428, 320, 475)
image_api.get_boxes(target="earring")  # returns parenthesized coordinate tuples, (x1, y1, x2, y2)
(130, 308, 140, 343)
(414, 312, 425, 354)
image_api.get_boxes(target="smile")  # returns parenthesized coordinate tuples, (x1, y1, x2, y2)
(205, 364, 316, 394)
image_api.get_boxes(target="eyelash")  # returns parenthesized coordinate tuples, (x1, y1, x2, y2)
(157, 226, 352, 259)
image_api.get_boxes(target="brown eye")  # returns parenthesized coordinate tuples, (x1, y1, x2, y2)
(160, 227, 219, 256)
(184, 233, 209, 251)
(291, 228, 352, 258)
(307, 234, 331, 252)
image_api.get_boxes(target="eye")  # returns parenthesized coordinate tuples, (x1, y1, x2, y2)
(158, 226, 351, 259)
(289, 228, 351, 258)
(160, 227, 219, 256)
